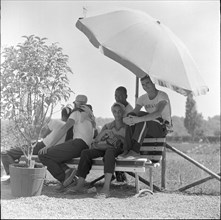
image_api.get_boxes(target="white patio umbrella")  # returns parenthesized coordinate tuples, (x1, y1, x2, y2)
(76, 9, 209, 97)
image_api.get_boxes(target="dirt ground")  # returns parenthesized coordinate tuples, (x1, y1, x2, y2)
(1, 174, 220, 219)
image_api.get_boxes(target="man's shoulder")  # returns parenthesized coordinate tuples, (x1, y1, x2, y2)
(49, 119, 65, 125)
(158, 90, 169, 99)
(103, 121, 115, 129)
(69, 110, 81, 118)
(125, 102, 133, 111)
(138, 93, 148, 100)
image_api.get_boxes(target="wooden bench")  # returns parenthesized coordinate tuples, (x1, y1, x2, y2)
(20, 138, 166, 195)
(66, 137, 166, 195)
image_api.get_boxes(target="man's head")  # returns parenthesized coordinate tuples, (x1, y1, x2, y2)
(115, 86, 128, 105)
(111, 102, 125, 120)
(73, 95, 88, 108)
(140, 75, 156, 93)
(61, 107, 72, 121)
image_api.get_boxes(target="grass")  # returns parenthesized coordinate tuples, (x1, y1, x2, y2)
(149, 150, 220, 195)
(87, 142, 220, 196)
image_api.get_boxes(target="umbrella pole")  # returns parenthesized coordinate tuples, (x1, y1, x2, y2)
(135, 76, 139, 104)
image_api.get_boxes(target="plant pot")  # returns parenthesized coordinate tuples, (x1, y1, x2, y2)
(9, 163, 47, 197)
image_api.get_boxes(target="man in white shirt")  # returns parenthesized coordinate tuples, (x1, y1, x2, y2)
(118, 75, 172, 159)
(1, 107, 72, 178)
(38, 95, 95, 189)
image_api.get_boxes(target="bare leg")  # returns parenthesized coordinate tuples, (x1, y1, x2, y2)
(75, 177, 85, 189)
(100, 173, 112, 195)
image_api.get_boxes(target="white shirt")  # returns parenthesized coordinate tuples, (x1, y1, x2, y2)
(43, 119, 66, 146)
(124, 103, 133, 117)
(69, 111, 94, 146)
(136, 91, 172, 125)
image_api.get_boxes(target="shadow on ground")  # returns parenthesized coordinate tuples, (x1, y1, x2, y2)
(1, 179, 140, 201)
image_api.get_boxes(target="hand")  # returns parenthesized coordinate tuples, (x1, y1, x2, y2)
(38, 146, 49, 155)
(123, 115, 140, 126)
(80, 105, 92, 114)
(104, 130, 114, 139)
(91, 141, 98, 149)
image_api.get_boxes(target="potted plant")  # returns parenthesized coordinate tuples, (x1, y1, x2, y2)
(1, 35, 73, 197)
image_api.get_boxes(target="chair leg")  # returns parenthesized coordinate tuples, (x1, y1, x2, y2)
(126, 172, 161, 192)
(134, 171, 153, 197)
(149, 167, 153, 192)
(135, 172, 139, 193)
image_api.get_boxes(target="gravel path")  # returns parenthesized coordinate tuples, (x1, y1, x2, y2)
(1, 182, 220, 219)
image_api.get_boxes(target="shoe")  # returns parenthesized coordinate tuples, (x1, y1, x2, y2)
(63, 168, 77, 188)
(56, 177, 77, 192)
(87, 186, 97, 194)
(55, 183, 64, 191)
(117, 151, 128, 159)
(111, 174, 116, 182)
(115, 171, 127, 182)
(1, 175, 10, 184)
(64, 186, 87, 195)
(124, 150, 140, 159)
(95, 192, 110, 199)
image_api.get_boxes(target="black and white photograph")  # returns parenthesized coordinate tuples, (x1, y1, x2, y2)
(1, 0, 220, 219)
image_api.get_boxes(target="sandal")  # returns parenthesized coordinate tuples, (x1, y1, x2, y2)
(64, 187, 87, 195)
(63, 168, 77, 187)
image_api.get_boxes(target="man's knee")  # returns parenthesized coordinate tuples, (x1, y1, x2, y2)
(1, 150, 8, 157)
(38, 152, 45, 163)
(104, 148, 115, 160)
(80, 149, 91, 159)
(1, 151, 15, 161)
(105, 148, 115, 154)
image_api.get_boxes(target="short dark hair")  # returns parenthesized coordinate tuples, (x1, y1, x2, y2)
(61, 107, 72, 118)
(140, 75, 154, 84)
(116, 86, 127, 95)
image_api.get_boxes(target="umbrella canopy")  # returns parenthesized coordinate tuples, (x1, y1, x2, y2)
(76, 9, 209, 96)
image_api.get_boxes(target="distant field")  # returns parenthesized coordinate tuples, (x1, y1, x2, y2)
(1, 120, 220, 195)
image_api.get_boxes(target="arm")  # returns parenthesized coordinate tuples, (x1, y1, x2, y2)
(126, 104, 142, 116)
(95, 130, 107, 142)
(138, 100, 167, 122)
(38, 118, 75, 155)
(113, 134, 125, 143)
(132, 104, 142, 115)
(124, 100, 168, 126)
(40, 124, 52, 139)
(47, 118, 75, 148)
(94, 122, 113, 142)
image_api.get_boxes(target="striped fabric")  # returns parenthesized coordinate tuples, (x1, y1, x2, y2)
(140, 138, 166, 163)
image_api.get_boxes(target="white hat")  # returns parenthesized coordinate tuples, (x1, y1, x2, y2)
(74, 95, 88, 105)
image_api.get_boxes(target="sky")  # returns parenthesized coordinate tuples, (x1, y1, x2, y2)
(1, 0, 220, 119)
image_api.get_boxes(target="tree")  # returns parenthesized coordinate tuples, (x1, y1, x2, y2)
(206, 115, 220, 137)
(184, 94, 203, 140)
(1, 35, 74, 166)
(170, 116, 189, 137)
